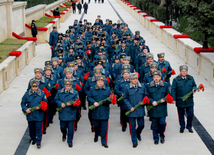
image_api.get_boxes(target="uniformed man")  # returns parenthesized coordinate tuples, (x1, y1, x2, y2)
(55, 79, 80, 148)
(52, 57, 64, 79)
(143, 62, 158, 85)
(123, 73, 147, 148)
(157, 53, 172, 87)
(31, 20, 37, 38)
(21, 80, 48, 149)
(140, 53, 155, 82)
(87, 75, 112, 148)
(27, 68, 48, 91)
(49, 26, 59, 57)
(171, 65, 196, 133)
(84, 67, 109, 132)
(43, 66, 58, 125)
(114, 68, 130, 132)
(146, 70, 170, 145)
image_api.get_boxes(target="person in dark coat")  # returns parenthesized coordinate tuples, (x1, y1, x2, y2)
(31, 20, 37, 38)
(171, 65, 196, 134)
(77, 2, 82, 14)
(49, 26, 59, 57)
(83, 2, 88, 14)
(21, 80, 48, 149)
(53, 7, 60, 16)
(87, 75, 112, 148)
(84, 67, 109, 132)
(82, 0, 84, 4)
(114, 68, 130, 132)
(55, 79, 79, 148)
(43, 66, 58, 125)
(146, 70, 170, 145)
(157, 53, 172, 87)
(123, 73, 147, 148)
(97, 15, 103, 25)
(72, 1, 76, 13)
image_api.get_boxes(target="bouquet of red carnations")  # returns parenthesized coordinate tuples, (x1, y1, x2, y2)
(24, 101, 48, 115)
(89, 94, 117, 110)
(146, 94, 173, 111)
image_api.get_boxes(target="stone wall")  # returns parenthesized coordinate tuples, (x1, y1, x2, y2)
(0, 1, 8, 42)
(0, 41, 35, 93)
(12, 2, 26, 36)
(0, 0, 26, 42)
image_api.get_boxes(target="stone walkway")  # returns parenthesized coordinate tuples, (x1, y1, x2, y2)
(0, 0, 213, 154)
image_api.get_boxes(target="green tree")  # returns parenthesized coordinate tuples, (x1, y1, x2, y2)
(177, 0, 214, 48)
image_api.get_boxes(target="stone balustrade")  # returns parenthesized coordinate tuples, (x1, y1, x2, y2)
(116, 0, 214, 86)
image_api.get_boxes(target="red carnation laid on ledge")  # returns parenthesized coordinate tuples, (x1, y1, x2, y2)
(9, 51, 22, 57)
(25, 24, 48, 31)
(159, 25, 172, 29)
(12, 32, 37, 42)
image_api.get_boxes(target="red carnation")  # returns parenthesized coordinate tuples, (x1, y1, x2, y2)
(166, 94, 173, 104)
(50, 46, 53, 50)
(80, 81, 83, 86)
(40, 101, 48, 111)
(85, 50, 91, 55)
(55, 83, 59, 89)
(171, 69, 176, 75)
(142, 96, 150, 105)
(110, 94, 117, 105)
(163, 79, 165, 82)
(83, 72, 90, 80)
(136, 72, 140, 78)
(75, 84, 81, 91)
(106, 77, 110, 83)
(42, 87, 52, 98)
(73, 99, 81, 106)
(161, 67, 167, 73)
(198, 84, 205, 92)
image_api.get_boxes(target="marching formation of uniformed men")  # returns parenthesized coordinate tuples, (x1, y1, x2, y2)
(21, 15, 198, 149)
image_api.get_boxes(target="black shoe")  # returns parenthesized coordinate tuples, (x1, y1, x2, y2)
(154, 141, 159, 145)
(50, 120, 53, 124)
(160, 139, 165, 144)
(122, 127, 126, 132)
(188, 128, 193, 133)
(32, 141, 36, 145)
(102, 144, 108, 148)
(37, 144, 41, 149)
(83, 107, 87, 110)
(133, 144, 138, 148)
(94, 137, 98, 142)
(43, 131, 46, 134)
(137, 135, 141, 141)
(68, 144, 73, 148)
(180, 129, 184, 133)
(75, 126, 77, 131)
(62, 136, 66, 142)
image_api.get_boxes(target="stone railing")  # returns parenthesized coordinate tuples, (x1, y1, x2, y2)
(0, 41, 35, 93)
(116, 0, 214, 86)
(25, 0, 71, 43)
